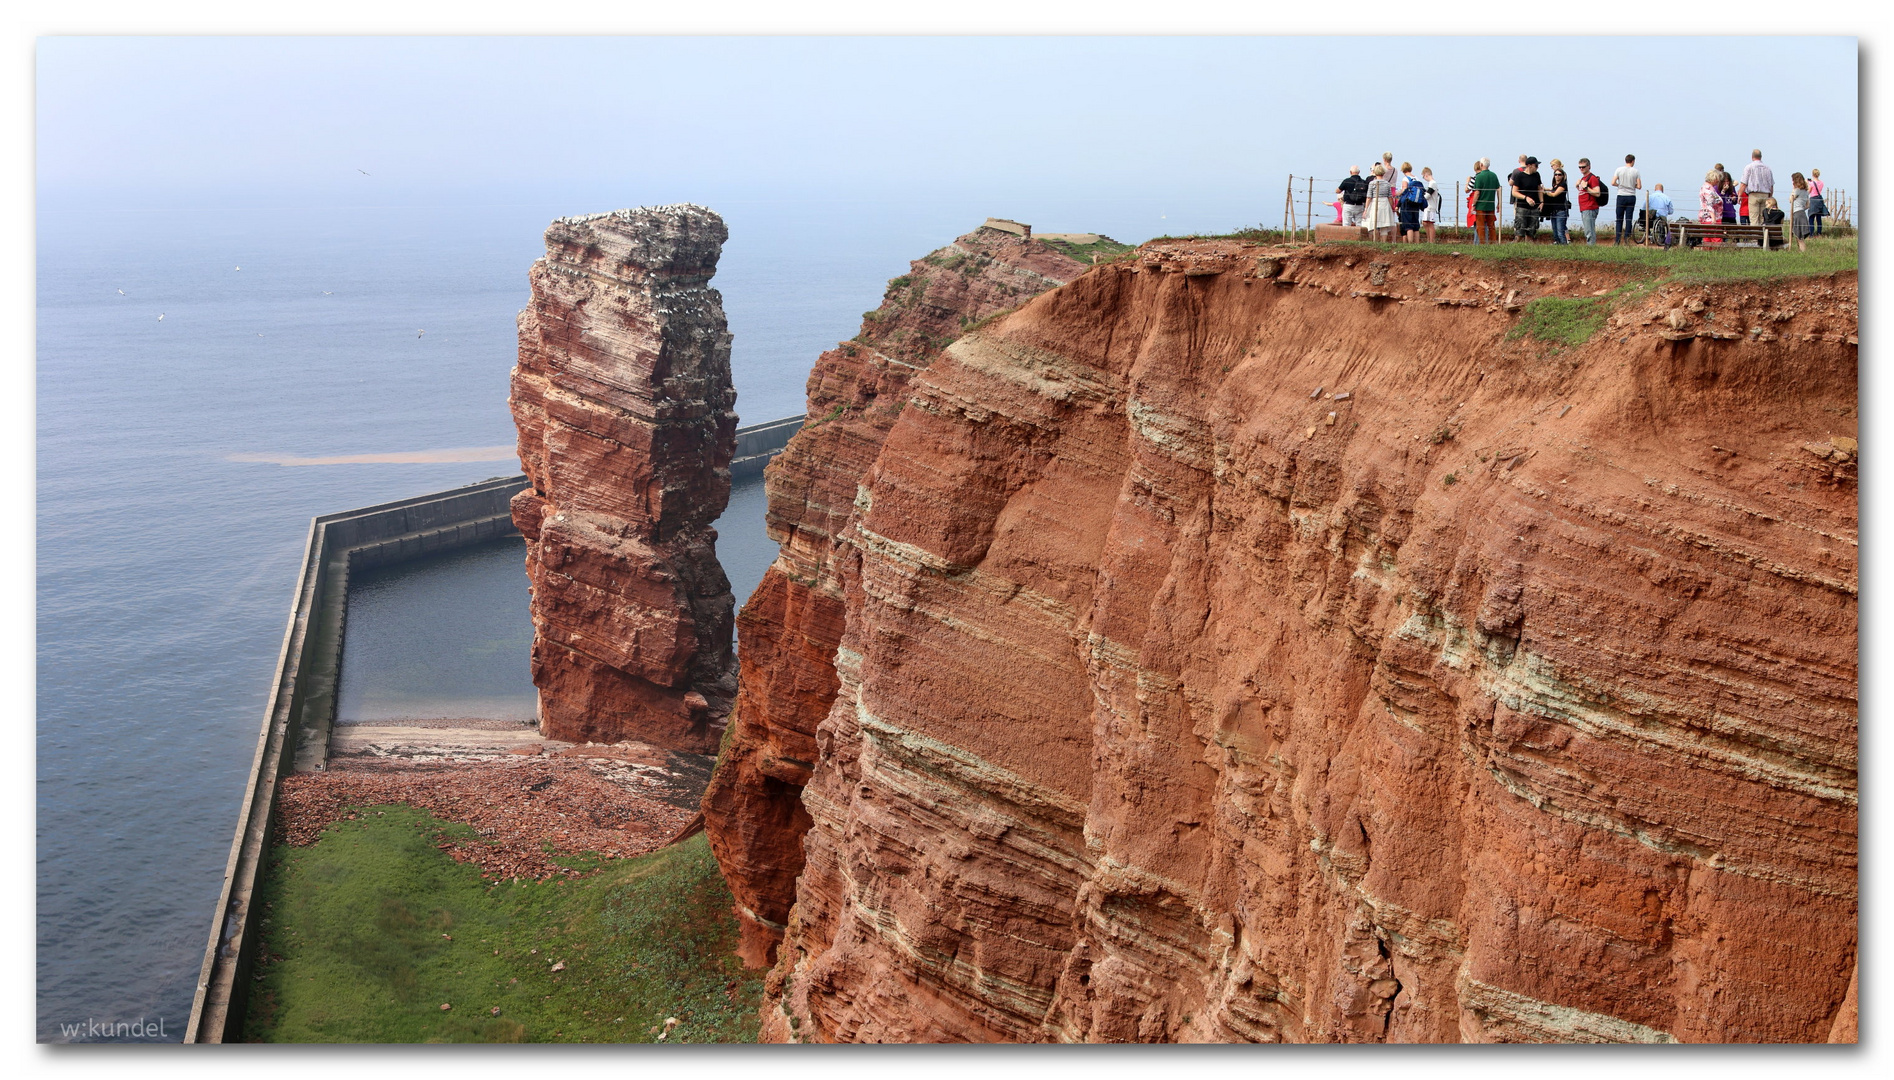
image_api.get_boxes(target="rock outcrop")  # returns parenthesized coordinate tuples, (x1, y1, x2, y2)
(510, 205, 737, 753)
(705, 238, 1858, 1042)
(701, 226, 1093, 965)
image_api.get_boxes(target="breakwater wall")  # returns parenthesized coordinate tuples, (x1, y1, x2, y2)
(731, 415, 802, 482)
(185, 415, 801, 1043)
(184, 475, 529, 1043)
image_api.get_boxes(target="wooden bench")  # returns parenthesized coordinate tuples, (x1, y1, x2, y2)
(1672, 221, 1782, 250)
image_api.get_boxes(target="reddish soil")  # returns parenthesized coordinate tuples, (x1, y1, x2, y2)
(276, 743, 712, 881)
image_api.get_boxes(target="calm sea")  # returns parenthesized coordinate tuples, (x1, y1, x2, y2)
(34, 198, 927, 1042)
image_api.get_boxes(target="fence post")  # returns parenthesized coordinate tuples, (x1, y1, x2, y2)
(1307, 176, 1314, 237)
(1284, 173, 1294, 240)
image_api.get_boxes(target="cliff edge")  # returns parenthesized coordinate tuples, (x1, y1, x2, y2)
(705, 238, 1858, 1042)
(700, 224, 1093, 965)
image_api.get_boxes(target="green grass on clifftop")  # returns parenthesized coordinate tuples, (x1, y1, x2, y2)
(1331, 234, 1857, 283)
(1038, 236, 1134, 263)
(244, 806, 760, 1044)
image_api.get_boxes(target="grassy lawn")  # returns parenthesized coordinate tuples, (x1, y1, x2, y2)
(1040, 236, 1135, 263)
(244, 805, 760, 1044)
(1315, 234, 1857, 283)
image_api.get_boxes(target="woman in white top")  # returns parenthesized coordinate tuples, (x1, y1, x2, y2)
(1420, 167, 1442, 243)
(1363, 163, 1395, 240)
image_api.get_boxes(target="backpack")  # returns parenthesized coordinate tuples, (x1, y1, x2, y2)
(1584, 176, 1607, 206)
(1400, 179, 1426, 208)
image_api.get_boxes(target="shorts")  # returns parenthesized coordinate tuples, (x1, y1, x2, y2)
(1421, 207, 1440, 223)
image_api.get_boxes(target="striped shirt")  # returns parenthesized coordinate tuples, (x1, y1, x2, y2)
(1741, 160, 1774, 195)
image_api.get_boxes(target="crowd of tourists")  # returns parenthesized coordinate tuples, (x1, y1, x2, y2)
(1330, 148, 1830, 251)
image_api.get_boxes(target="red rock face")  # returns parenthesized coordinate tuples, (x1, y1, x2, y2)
(511, 205, 738, 753)
(712, 239, 1858, 1043)
(701, 228, 1092, 965)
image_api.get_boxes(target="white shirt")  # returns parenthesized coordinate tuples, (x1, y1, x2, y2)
(1611, 165, 1641, 198)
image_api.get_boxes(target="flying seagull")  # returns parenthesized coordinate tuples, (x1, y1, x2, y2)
(417, 329, 425, 338)
(234, 266, 241, 271)
(157, 314, 165, 321)
(321, 290, 333, 295)
(116, 289, 125, 295)
(358, 169, 370, 176)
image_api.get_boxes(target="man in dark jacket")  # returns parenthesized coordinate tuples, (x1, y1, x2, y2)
(1336, 167, 1369, 226)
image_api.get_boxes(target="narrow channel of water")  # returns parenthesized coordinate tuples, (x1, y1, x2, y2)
(333, 475, 776, 725)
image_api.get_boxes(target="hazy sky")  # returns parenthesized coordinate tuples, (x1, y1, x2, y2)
(37, 35, 1858, 241)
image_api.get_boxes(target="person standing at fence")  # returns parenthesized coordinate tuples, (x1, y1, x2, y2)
(1382, 153, 1399, 223)
(1704, 168, 1734, 222)
(1611, 154, 1642, 244)
(1420, 167, 1442, 243)
(1808, 168, 1827, 234)
(1471, 159, 1501, 244)
(1396, 162, 1423, 242)
(1543, 159, 1571, 245)
(1576, 158, 1608, 244)
(1336, 167, 1369, 226)
(1740, 149, 1774, 229)
(1364, 163, 1395, 241)
(1788, 172, 1812, 252)
(1720, 172, 1740, 223)
(1510, 157, 1544, 242)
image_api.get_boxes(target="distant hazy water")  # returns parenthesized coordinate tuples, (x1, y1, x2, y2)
(35, 198, 902, 1042)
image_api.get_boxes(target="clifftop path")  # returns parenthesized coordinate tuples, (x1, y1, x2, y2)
(511, 205, 738, 752)
(701, 237, 1857, 1043)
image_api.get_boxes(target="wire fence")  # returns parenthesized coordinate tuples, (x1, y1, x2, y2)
(1280, 173, 1854, 245)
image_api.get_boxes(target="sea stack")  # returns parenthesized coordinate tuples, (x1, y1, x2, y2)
(509, 205, 737, 753)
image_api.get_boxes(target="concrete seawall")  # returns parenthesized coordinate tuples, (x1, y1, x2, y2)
(183, 475, 529, 1043)
(731, 415, 802, 482)
(185, 415, 801, 1043)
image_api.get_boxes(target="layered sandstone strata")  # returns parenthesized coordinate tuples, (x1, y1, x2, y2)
(708, 240, 1858, 1042)
(701, 226, 1093, 964)
(510, 205, 737, 753)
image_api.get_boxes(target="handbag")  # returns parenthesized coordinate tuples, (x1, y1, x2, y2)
(1809, 194, 1827, 216)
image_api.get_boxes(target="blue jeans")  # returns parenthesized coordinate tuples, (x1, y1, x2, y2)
(1812, 212, 1825, 234)
(1550, 210, 1570, 244)
(1614, 196, 1636, 242)
(1580, 208, 1598, 243)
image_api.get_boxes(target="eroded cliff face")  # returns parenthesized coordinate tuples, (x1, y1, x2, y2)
(511, 205, 737, 752)
(701, 226, 1091, 965)
(707, 239, 1858, 1043)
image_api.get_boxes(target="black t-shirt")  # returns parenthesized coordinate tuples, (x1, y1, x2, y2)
(1337, 175, 1368, 204)
(1542, 169, 1569, 211)
(1511, 169, 1542, 207)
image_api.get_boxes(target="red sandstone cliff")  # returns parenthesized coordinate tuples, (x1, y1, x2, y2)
(705, 239, 1858, 1043)
(511, 205, 737, 752)
(701, 226, 1092, 964)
